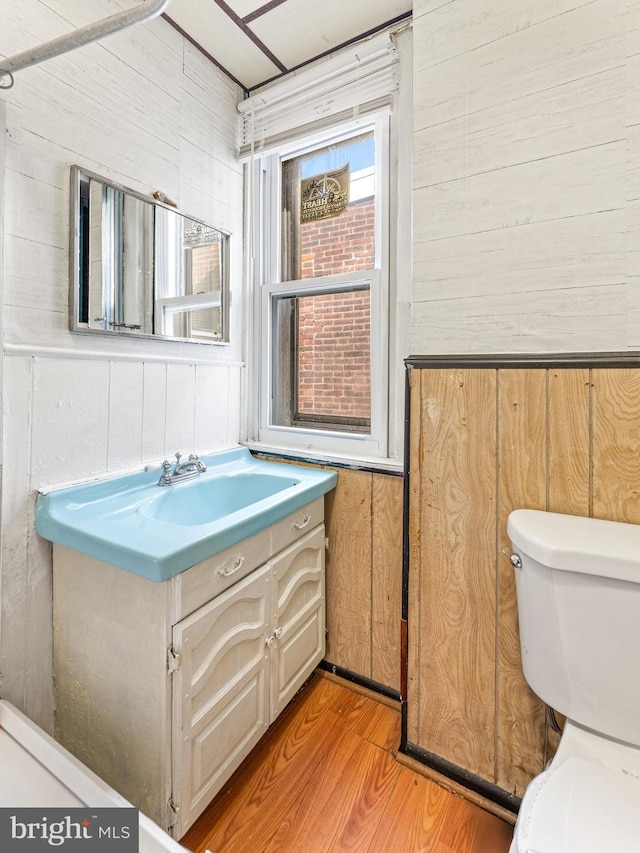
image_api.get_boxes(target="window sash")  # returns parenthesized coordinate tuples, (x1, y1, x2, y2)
(260, 270, 388, 458)
(273, 282, 373, 432)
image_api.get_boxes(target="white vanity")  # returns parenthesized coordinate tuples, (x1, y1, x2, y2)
(37, 449, 336, 840)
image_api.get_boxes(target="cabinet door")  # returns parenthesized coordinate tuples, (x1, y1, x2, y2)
(171, 563, 271, 837)
(270, 524, 325, 719)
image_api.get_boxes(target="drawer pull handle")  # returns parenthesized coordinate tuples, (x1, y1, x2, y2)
(215, 556, 245, 579)
(293, 514, 311, 530)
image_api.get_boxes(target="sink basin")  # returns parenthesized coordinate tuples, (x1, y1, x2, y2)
(140, 472, 301, 526)
(35, 448, 337, 582)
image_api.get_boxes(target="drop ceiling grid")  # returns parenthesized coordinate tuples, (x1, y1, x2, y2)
(166, 0, 282, 89)
(247, 0, 412, 70)
(223, 0, 285, 19)
(167, 0, 412, 91)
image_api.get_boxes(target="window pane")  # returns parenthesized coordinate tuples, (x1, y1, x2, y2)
(184, 222, 224, 296)
(164, 304, 222, 340)
(281, 132, 375, 281)
(272, 287, 371, 432)
(298, 289, 371, 423)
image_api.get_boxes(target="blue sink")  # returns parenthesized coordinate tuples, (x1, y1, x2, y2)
(35, 448, 337, 582)
(140, 472, 302, 526)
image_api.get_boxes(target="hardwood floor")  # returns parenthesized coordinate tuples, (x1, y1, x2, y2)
(180, 673, 514, 853)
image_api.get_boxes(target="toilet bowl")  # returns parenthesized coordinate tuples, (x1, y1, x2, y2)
(507, 510, 640, 853)
(509, 721, 640, 853)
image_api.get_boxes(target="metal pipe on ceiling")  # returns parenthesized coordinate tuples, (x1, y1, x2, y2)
(0, 0, 172, 87)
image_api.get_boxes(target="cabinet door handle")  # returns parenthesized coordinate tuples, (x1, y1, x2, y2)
(293, 514, 311, 530)
(266, 629, 283, 648)
(215, 555, 245, 579)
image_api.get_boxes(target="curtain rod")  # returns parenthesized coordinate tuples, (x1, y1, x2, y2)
(0, 0, 172, 88)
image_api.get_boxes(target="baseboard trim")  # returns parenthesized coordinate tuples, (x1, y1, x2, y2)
(318, 660, 401, 704)
(400, 741, 521, 822)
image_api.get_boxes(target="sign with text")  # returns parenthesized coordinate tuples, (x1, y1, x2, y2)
(0, 808, 138, 851)
(300, 164, 350, 224)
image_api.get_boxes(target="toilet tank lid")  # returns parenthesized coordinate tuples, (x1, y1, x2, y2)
(507, 509, 640, 583)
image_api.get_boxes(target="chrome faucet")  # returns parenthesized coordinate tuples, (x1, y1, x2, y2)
(158, 452, 207, 486)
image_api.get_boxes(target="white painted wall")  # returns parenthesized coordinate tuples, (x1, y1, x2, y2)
(412, 0, 640, 354)
(0, 0, 244, 730)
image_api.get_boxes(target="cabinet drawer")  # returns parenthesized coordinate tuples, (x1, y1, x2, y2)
(271, 497, 325, 555)
(173, 527, 270, 620)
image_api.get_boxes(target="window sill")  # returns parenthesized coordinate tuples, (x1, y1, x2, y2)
(243, 440, 404, 475)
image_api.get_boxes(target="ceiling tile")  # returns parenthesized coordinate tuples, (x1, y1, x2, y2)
(247, 0, 411, 70)
(167, 0, 282, 89)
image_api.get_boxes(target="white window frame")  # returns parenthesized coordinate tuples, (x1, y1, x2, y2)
(241, 24, 412, 470)
(262, 269, 386, 455)
(251, 114, 390, 460)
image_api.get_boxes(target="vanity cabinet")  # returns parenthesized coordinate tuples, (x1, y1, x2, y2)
(171, 525, 325, 834)
(52, 500, 325, 839)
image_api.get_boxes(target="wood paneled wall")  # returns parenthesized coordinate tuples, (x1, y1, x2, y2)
(407, 365, 640, 798)
(324, 469, 403, 693)
(258, 458, 404, 694)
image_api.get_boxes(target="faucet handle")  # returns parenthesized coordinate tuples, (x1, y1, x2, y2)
(158, 459, 172, 486)
(174, 452, 182, 464)
(188, 453, 206, 472)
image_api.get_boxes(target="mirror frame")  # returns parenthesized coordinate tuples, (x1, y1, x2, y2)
(69, 165, 230, 344)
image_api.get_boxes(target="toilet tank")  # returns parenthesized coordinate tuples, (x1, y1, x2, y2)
(507, 509, 640, 747)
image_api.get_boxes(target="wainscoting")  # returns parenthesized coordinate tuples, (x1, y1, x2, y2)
(324, 469, 403, 694)
(406, 360, 640, 799)
(256, 457, 404, 696)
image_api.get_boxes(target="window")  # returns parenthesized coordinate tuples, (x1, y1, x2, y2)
(242, 26, 411, 465)
(255, 117, 389, 459)
(269, 130, 378, 442)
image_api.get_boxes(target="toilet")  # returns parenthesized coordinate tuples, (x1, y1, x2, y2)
(507, 509, 640, 853)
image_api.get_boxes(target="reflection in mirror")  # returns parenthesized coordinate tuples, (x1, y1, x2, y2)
(155, 209, 226, 341)
(81, 176, 154, 334)
(71, 166, 230, 343)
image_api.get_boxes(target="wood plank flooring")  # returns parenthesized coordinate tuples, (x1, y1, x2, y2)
(180, 673, 514, 853)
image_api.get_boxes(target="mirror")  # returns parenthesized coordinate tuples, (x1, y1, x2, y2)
(70, 166, 230, 343)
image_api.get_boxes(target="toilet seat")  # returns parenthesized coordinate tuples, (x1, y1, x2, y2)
(512, 755, 640, 853)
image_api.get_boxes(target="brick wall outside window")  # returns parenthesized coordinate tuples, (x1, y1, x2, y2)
(300, 198, 375, 278)
(190, 242, 222, 294)
(297, 198, 373, 421)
